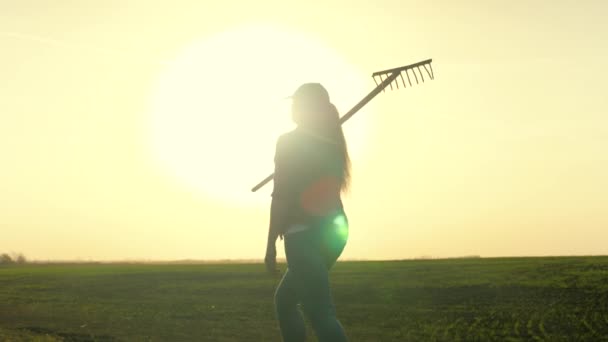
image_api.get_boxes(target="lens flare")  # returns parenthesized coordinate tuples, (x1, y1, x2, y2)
(333, 214, 349, 240)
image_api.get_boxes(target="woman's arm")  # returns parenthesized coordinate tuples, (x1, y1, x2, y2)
(265, 196, 288, 272)
(268, 197, 288, 243)
(265, 135, 294, 272)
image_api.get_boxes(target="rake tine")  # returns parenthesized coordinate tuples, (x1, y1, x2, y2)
(399, 72, 407, 88)
(423, 64, 434, 80)
(417, 66, 425, 82)
(412, 68, 419, 84)
(394, 76, 399, 89)
(405, 70, 413, 87)
(388, 73, 394, 91)
(373, 75, 380, 88)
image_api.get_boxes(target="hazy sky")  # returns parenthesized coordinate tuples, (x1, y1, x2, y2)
(1, 1, 607, 261)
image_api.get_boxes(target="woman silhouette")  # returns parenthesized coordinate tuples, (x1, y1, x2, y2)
(265, 83, 350, 342)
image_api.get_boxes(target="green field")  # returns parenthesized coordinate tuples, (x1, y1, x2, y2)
(1, 257, 607, 341)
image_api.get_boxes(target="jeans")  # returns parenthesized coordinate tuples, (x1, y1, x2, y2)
(275, 213, 349, 342)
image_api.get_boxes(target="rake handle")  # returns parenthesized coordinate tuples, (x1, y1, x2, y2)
(250, 70, 402, 193)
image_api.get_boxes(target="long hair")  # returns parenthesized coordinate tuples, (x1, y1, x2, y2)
(326, 103, 351, 193)
(293, 101, 351, 193)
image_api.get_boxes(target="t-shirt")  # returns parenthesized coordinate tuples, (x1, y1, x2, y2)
(271, 127, 345, 226)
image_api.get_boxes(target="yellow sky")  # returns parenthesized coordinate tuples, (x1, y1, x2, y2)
(1, 1, 607, 261)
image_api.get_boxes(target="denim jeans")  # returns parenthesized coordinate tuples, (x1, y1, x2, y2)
(274, 213, 349, 342)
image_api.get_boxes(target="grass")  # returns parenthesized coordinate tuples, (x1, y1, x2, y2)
(1, 256, 607, 341)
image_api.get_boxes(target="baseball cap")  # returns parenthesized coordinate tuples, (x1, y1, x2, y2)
(287, 83, 330, 103)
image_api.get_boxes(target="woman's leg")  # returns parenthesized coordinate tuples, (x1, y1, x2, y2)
(284, 221, 349, 342)
(297, 251, 348, 342)
(275, 269, 307, 342)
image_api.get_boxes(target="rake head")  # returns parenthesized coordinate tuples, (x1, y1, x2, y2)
(372, 59, 434, 92)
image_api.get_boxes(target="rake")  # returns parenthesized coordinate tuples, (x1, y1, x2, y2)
(250, 58, 434, 192)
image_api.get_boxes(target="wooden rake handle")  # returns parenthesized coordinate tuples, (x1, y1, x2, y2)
(250, 59, 433, 192)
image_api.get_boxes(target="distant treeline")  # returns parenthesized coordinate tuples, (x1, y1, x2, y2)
(0, 253, 27, 265)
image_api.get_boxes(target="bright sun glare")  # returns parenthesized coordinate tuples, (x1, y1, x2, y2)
(147, 24, 369, 206)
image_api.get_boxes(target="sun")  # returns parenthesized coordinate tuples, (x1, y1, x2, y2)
(146, 24, 370, 206)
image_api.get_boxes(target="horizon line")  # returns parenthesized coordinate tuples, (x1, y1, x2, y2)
(7, 254, 608, 265)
